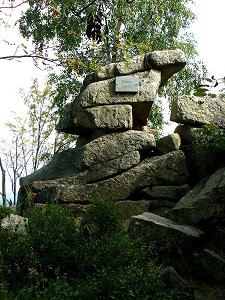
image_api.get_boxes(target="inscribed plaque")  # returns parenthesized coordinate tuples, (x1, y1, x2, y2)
(115, 76, 139, 93)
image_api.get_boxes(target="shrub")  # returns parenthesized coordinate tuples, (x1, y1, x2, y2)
(0, 206, 16, 221)
(192, 124, 225, 151)
(27, 205, 79, 277)
(79, 198, 122, 239)
(0, 200, 189, 299)
(0, 228, 32, 291)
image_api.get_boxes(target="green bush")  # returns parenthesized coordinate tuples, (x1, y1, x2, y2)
(0, 200, 189, 299)
(192, 124, 225, 151)
(27, 205, 79, 277)
(79, 198, 122, 239)
(0, 206, 16, 221)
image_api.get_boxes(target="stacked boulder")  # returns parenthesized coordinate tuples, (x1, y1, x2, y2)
(16, 50, 225, 297)
(17, 49, 188, 217)
(128, 95, 225, 298)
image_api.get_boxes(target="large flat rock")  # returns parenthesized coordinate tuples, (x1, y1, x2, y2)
(141, 184, 190, 202)
(75, 130, 156, 169)
(79, 71, 161, 122)
(75, 104, 133, 131)
(84, 49, 186, 85)
(167, 167, 225, 224)
(56, 104, 133, 134)
(20, 150, 141, 186)
(170, 96, 225, 127)
(32, 150, 188, 204)
(127, 212, 203, 253)
(144, 49, 186, 86)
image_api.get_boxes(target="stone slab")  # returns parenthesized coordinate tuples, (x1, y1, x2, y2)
(144, 49, 186, 86)
(75, 130, 156, 169)
(167, 167, 225, 224)
(79, 70, 161, 108)
(73, 104, 133, 132)
(82, 49, 186, 84)
(127, 212, 204, 253)
(171, 96, 225, 128)
(33, 150, 188, 204)
(141, 184, 190, 202)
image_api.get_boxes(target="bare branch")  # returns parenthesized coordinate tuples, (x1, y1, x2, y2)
(0, 1, 28, 10)
(0, 54, 60, 65)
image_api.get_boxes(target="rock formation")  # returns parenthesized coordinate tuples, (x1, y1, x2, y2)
(128, 95, 225, 299)
(17, 49, 187, 215)
(16, 50, 225, 298)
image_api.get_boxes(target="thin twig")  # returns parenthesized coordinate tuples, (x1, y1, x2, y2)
(0, 0, 28, 9)
(0, 54, 60, 64)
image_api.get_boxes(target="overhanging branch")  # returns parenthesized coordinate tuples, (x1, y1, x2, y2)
(0, 0, 28, 9)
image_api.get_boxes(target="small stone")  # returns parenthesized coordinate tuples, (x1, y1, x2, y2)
(156, 133, 181, 154)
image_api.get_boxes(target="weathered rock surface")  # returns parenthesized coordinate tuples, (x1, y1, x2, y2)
(167, 167, 225, 225)
(160, 266, 192, 294)
(144, 49, 186, 86)
(80, 70, 160, 108)
(20, 151, 141, 192)
(141, 184, 190, 201)
(75, 130, 156, 169)
(84, 49, 186, 84)
(20, 130, 150, 185)
(156, 133, 181, 154)
(127, 212, 204, 253)
(71, 104, 133, 131)
(171, 96, 225, 127)
(199, 249, 225, 284)
(1, 214, 28, 234)
(32, 150, 188, 204)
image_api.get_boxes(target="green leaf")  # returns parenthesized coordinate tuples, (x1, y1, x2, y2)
(54, 265, 61, 276)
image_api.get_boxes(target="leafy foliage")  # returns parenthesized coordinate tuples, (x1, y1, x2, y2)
(18, 0, 205, 110)
(0, 200, 189, 299)
(0, 206, 16, 221)
(194, 75, 225, 97)
(148, 98, 166, 136)
(0, 79, 77, 202)
(192, 124, 225, 151)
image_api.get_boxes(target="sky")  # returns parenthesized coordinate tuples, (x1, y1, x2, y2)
(190, 0, 225, 78)
(0, 0, 225, 131)
(0, 0, 225, 202)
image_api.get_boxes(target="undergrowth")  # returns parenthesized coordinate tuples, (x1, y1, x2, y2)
(0, 199, 187, 299)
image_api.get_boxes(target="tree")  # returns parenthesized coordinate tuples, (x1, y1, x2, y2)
(0, 79, 76, 203)
(0, 0, 206, 128)
(0, 156, 6, 206)
(16, 0, 205, 109)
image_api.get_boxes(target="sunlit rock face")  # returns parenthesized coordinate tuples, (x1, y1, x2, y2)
(17, 49, 187, 214)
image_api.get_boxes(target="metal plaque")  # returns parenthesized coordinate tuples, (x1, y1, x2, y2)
(115, 75, 139, 93)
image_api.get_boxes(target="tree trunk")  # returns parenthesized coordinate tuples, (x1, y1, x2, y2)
(0, 157, 6, 206)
